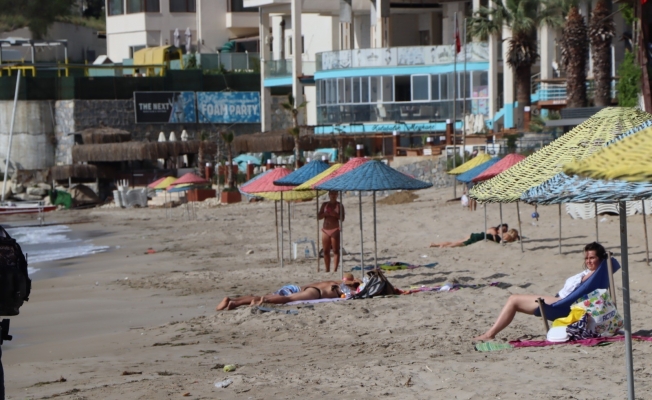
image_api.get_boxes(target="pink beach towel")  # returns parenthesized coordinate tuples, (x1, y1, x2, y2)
(509, 335, 652, 348)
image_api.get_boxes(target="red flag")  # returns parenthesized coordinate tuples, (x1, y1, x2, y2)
(454, 14, 461, 54)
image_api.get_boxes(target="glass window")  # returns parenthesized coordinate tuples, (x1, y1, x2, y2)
(370, 76, 380, 102)
(353, 77, 361, 103)
(382, 76, 393, 102)
(461, 72, 471, 99)
(108, 0, 124, 15)
(344, 78, 352, 103)
(361, 77, 369, 103)
(431, 75, 440, 100)
(394, 76, 411, 102)
(337, 78, 345, 103)
(127, 0, 160, 13)
(411, 75, 429, 101)
(170, 0, 196, 12)
(472, 71, 489, 98)
(439, 74, 447, 99)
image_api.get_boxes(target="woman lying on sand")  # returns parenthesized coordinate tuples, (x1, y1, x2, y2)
(473, 242, 607, 341)
(216, 273, 361, 311)
(430, 227, 518, 248)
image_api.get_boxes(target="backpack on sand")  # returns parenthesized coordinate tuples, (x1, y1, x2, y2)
(0, 225, 31, 316)
(352, 269, 396, 299)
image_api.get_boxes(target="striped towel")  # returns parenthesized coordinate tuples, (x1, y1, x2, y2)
(474, 342, 514, 352)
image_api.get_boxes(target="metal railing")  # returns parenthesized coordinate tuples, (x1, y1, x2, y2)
(263, 59, 315, 78)
(315, 42, 489, 72)
(532, 78, 619, 103)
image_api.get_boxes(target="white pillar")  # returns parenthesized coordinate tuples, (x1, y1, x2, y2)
(502, 25, 515, 129)
(489, 32, 499, 119)
(260, 9, 272, 131)
(539, 25, 557, 80)
(291, 0, 304, 123)
(371, 0, 390, 48)
(340, 0, 354, 50)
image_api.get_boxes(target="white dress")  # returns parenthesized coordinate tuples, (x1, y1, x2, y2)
(557, 270, 590, 299)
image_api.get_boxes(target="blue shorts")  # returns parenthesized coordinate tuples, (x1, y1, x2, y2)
(274, 285, 301, 296)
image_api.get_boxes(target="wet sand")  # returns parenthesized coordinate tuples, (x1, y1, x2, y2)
(3, 187, 652, 399)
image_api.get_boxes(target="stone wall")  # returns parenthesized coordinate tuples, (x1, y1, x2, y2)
(0, 100, 55, 172)
(394, 158, 454, 188)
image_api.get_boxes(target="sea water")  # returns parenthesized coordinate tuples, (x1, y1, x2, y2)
(5, 225, 109, 276)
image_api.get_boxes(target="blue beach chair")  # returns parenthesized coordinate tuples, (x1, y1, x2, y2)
(534, 255, 621, 331)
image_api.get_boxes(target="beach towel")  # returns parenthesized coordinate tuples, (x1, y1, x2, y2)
(474, 342, 514, 352)
(285, 297, 345, 306)
(509, 335, 652, 348)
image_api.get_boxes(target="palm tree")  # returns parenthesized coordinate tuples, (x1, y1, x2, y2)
(589, 0, 615, 107)
(469, 0, 561, 127)
(559, 2, 589, 108)
(220, 130, 235, 188)
(282, 94, 307, 169)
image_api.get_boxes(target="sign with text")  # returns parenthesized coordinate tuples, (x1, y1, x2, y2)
(134, 92, 197, 123)
(197, 92, 261, 124)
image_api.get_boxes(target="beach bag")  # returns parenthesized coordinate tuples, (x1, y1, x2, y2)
(0, 225, 31, 316)
(572, 288, 623, 337)
(352, 269, 396, 299)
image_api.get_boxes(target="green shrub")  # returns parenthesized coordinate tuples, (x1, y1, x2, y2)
(616, 51, 642, 107)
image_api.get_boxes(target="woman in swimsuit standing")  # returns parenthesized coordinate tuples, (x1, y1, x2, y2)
(318, 191, 345, 272)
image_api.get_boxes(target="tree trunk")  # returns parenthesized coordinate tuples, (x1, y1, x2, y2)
(590, 0, 615, 107)
(562, 7, 589, 108)
(227, 146, 234, 188)
(515, 65, 531, 130)
(294, 135, 300, 169)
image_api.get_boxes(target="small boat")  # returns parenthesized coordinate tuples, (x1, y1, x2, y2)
(0, 202, 57, 215)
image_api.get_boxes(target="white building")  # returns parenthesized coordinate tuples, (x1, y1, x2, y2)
(105, 0, 259, 61)
(248, 0, 629, 138)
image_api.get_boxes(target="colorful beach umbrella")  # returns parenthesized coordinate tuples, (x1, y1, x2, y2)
(309, 157, 368, 188)
(294, 164, 343, 191)
(456, 158, 500, 183)
(472, 154, 526, 183)
(148, 176, 168, 188)
(561, 122, 652, 400)
(470, 107, 652, 203)
(170, 172, 209, 187)
(273, 160, 330, 186)
(316, 161, 432, 276)
(447, 153, 492, 175)
(153, 176, 177, 190)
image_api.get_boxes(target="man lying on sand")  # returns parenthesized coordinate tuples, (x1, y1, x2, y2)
(430, 228, 519, 248)
(216, 273, 361, 311)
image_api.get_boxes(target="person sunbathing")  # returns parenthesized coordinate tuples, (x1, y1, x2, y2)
(430, 227, 517, 248)
(216, 273, 361, 311)
(473, 242, 607, 341)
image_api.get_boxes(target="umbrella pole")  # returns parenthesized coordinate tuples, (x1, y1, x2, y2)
(558, 204, 562, 255)
(275, 200, 280, 262)
(618, 201, 635, 400)
(516, 202, 523, 253)
(358, 191, 364, 280)
(373, 191, 378, 269)
(281, 192, 284, 267)
(499, 203, 503, 231)
(288, 200, 292, 263)
(642, 200, 649, 266)
(316, 191, 320, 272)
(595, 202, 599, 242)
(484, 203, 487, 241)
(340, 191, 344, 279)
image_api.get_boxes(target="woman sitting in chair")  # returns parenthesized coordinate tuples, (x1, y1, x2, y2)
(473, 242, 607, 341)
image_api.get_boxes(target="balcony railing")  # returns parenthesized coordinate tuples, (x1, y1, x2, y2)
(316, 100, 488, 125)
(316, 42, 489, 72)
(532, 78, 618, 103)
(264, 60, 316, 78)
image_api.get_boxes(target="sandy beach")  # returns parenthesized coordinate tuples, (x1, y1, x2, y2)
(3, 186, 652, 399)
